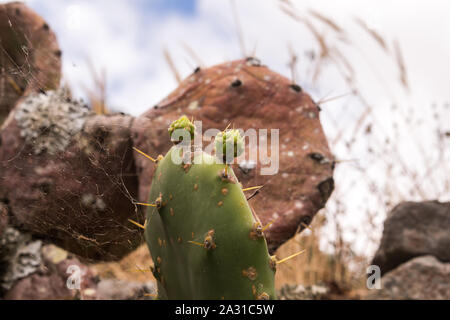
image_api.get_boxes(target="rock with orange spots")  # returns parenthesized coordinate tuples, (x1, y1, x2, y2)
(133, 59, 334, 253)
(0, 90, 142, 261)
(0, 2, 61, 125)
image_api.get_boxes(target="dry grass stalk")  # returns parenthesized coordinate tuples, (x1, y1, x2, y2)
(393, 39, 409, 89)
(163, 47, 182, 84)
(308, 9, 345, 34)
(84, 59, 108, 115)
(230, 0, 247, 57)
(354, 17, 389, 52)
(181, 41, 205, 68)
(277, 2, 449, 298)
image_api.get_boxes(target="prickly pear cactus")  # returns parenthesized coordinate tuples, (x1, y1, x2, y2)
(144, 117, 276, 300)
(215, 129, 244, 162)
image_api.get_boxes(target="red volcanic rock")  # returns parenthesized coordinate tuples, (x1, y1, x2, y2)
(0, 90, 142, 261)
(132, 59, 334, 253)
(0, 3, 332, 260)
(0, 202, 7, 237)
(0, 2, 61, 124)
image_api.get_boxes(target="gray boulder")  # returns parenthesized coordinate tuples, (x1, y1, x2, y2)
(365, 255, 450, 300)
(372, 201, 450, 274)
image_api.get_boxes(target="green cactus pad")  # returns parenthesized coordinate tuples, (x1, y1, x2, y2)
(215, 129, 244, 163)
(144, 146, 276, 300)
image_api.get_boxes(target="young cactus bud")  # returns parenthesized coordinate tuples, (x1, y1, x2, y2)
(215, 129, 244, 163)
(168, 115, 195, 144)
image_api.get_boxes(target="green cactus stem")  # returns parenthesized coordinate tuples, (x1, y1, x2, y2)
(144, 116, 276, 300)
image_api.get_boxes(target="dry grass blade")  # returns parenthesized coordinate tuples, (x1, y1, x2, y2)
(163, 47, 182, 84)
(280, 5, 329, 59)
(317, 92, 353, 105)
(287, 43, 298, 83)
(180, 41, 205, 68)
(393, 39, 409, 89)
(354, 17, 389, 52)
(330, 46, 356, 78)
(230, 0, 246, 57)
(308, 9, 344, 34)
(84, 59, 108, 115)
(280, 3, 331, 83)
(6, 76, 23, 94)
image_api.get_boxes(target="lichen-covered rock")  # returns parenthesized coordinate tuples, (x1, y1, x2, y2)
(0, 227, 42, 291)
(1, 235, 99, 300)
(0, 90, 141, 261)
(133, 59, 334, 253)
(277, 283, 329, 300)
(0, 2, 61, 125)
(372, 201, 450, 274)
(95, 279, 156, 300)
(14, 89, 90, 155)
(0, 231, 156, 300)
(365, 255, 450, 300)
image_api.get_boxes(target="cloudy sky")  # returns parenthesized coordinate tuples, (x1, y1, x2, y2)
(7, 0, 450, 115)
(3, 0, 449, 255)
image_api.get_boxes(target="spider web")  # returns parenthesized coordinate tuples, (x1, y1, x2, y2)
(0, 2, 152, 265)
